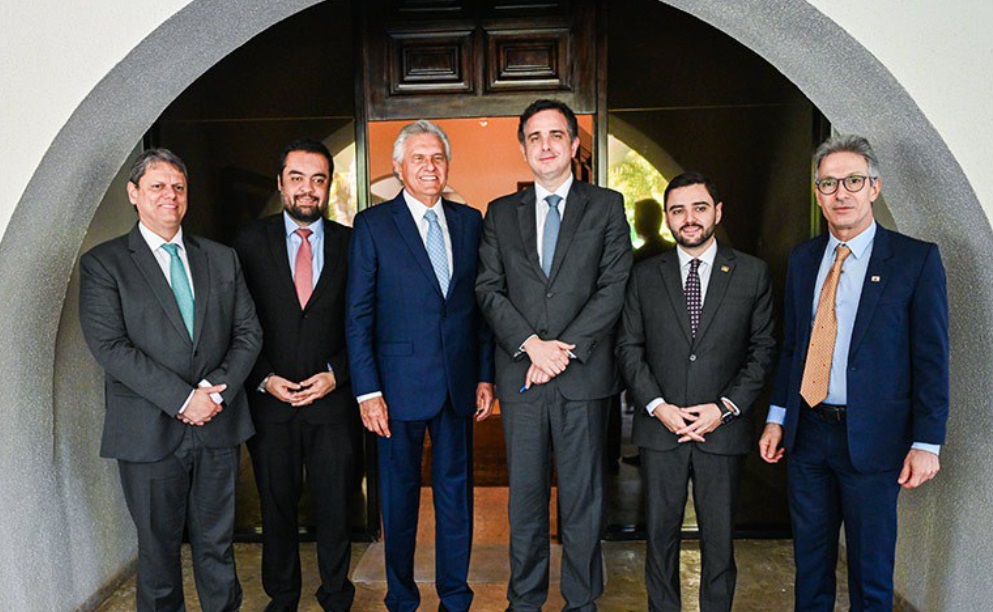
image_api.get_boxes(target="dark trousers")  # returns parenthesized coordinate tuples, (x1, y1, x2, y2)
(501, 391, 607, 612)
(642, 444, 743, 612)
(378, 404, 474, 612)
(248, 418, 356, 611)
(118, 428, 241, 612)
(789, 409, 901, 612)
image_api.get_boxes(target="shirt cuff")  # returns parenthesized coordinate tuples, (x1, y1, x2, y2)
(356, 391, 383, 404)
(766, 404, 786, 425)
(199, 379, 223, 405)
(720, 396, 740, 415)
(911, 442, 941, 455)
(519, 334, 539, 353)
(179, 389, 195, 414)
(646, 397, 665, 415)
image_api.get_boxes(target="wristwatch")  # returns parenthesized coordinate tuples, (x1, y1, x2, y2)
(719, 401, 736, 425)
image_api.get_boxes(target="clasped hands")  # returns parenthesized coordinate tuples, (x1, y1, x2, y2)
(653, 401, 724, 443)
(522, 336, 575, 389)
(178, 383, 226, 426)
(265, 371, 337, 407)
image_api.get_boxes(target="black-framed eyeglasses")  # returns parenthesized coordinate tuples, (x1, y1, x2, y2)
(814, 174, 876, 195)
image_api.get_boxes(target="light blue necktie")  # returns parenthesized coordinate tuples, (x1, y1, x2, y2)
(541, 194, 562, 277)
(161, 243, 195, 338)
(424, 209, 449, 297)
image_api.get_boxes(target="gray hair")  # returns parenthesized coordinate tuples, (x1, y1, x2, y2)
(812, 134, 880, 180)
(392, 120, 452, 164)
(129, 148, 188, 185)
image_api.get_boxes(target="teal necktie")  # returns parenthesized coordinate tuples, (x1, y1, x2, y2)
(161, 243, 195, 338)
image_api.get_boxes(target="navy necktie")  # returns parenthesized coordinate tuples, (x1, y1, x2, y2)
(541, 195, 562, 277)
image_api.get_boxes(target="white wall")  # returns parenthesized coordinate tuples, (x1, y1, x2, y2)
(807, 0, 993, 213)
(0, 0, 190, 240)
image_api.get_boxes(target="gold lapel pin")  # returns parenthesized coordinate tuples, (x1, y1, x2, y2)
(871, 275, 881, 282)
(721, 265, 730, 273)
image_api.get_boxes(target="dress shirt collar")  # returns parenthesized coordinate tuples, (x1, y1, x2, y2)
(138, 221, 185, 252)
(402, 189, 447, 225)
(283, 210, 324, 240)
(827, 220, 876, 261)
(534, 174, 574, 208)
(676, 238, 718, 270)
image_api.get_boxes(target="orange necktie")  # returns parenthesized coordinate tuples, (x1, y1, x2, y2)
(294, 228, 313, 307)
(800, 244, 852, 407)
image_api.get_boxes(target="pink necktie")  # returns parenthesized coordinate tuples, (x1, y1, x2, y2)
(294, 228, 313, 307)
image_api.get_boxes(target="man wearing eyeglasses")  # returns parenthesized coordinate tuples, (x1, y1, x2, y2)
(758, 135, 949, 611)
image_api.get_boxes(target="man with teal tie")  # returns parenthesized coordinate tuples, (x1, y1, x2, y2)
(79, 148, 262, 611)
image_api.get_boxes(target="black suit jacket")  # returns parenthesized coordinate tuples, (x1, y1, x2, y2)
(79, 224, 262, 462)
(233, 214, 356, 425)
(617, 244, 776, 455)
(476, 180, 633, 401)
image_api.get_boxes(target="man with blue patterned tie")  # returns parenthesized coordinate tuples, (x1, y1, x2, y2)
(759, 135, 949, 611)
(476, 99, 633, 611)
(79, 148, 262, 611)
(346, 120, 495, 612)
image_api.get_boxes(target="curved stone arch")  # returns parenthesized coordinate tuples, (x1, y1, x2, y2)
(0, 0, 989, 609)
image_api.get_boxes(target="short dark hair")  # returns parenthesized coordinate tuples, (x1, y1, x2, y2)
(517, 99, 579, 144)
(663, 171, 721, 210)
(277, 137, 334, 176)
(129, 148, 187, 185)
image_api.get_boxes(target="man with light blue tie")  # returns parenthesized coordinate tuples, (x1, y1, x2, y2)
(80, 148, 262, 611)
(476, 99, 632, 611)
(759, 135, 949, 611)
(346, 120, 495, 612)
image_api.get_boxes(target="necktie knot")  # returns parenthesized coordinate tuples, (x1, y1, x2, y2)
(296, 227, 313, 241)
(546, 194, 562, 210)
(162, 243, 179, 257)
(689, 258, 701, 273)
(424, 209, 439, 224)
(835, 244, 852, 265)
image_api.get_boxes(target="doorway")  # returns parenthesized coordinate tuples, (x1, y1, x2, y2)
(145, 0, 817, 541)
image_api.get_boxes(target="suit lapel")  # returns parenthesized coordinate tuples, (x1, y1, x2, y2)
(515, 189, 545, 280)
(266, 215, 299, 309)
(127, 226, 192, 344)
(443, 200, 467, 298)
(548, 181, 590, 283)
(795, 234, 829, 349)
(306, 219, 338, 310)
(658, 250, 693, 344)
(186, 235, 210, 349)
(850, 226, 893, 358)
(391, 193, 445, 298)
(694, 245, 736, 343)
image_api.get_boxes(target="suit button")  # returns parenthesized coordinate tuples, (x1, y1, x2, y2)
(689, 354, 697, 362)
(546, 292, 553, 298)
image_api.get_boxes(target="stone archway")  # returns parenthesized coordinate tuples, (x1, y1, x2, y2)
(1, 1, 989, 609)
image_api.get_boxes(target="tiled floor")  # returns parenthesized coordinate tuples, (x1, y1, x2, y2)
(96, 487, 860, 611)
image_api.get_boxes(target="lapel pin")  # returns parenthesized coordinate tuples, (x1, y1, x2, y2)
(721, 265, 730, 273)
(871, 275, 881, 282)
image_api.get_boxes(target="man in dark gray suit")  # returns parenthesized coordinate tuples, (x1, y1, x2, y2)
(616, 172, 775, 611)
(80, 149, 262, 612)
(476, 99, 632, 611)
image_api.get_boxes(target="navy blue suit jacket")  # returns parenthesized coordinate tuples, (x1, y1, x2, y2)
(770, 225, 949, 472)
(345, 193, 495, 421)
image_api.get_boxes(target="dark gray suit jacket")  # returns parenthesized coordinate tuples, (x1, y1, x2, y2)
(617, 243, 776, 455)
(476, 180, 633, 402)
(80, 224, 262, 462)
